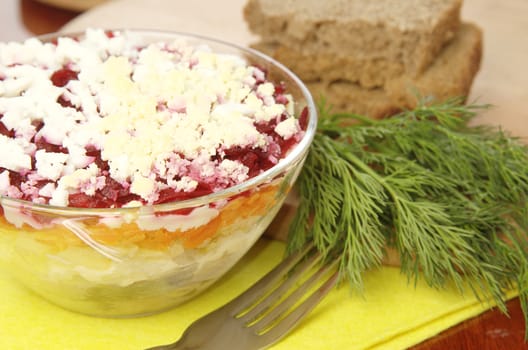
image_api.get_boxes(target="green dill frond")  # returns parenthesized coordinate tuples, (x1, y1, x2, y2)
(287, 97, 528, 336)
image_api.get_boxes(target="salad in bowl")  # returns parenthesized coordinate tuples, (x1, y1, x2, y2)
(0, 28, 316, 317)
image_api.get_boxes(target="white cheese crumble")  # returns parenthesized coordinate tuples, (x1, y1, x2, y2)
(275, 118, 301, 139)
(0, 135, 32, 171)
(35, 150, 68, 181)
(0, 29, 302, 207)
(0, 170, 10, 194)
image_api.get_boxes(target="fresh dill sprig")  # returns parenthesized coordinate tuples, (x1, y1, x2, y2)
(287, 97, 528, 336)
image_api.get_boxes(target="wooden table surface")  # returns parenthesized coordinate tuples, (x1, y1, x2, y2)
(1, 1, 527, 349)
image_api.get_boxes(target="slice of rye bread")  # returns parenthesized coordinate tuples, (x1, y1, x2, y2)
(244, 0, 462, 87)
(302, 23, 482, 118)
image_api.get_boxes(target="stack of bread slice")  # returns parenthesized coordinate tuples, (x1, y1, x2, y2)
(244, 0, 482, 118)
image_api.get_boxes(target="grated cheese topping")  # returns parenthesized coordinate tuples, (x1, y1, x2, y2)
(0, 29, 302, 207)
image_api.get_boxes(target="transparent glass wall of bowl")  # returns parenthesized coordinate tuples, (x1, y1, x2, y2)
(0, 171, 295, 316)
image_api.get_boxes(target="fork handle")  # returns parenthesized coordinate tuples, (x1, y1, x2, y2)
(145, 314, 230, 350)
(144, 341, 193, 350)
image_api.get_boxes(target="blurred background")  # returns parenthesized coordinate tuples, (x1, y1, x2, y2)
(1, 0, 80, 41)
(1, 0, 527, 349)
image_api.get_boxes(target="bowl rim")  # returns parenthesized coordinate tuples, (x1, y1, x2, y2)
(0, 29, 318, 215)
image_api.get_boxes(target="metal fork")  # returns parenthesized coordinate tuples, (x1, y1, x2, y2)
(145, 244, 340, 350)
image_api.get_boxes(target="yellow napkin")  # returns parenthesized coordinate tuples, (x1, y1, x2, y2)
(0, 239, 515, 350)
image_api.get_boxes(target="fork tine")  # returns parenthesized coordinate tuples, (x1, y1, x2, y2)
(253, 258, 339, 334)
(224, 243, 315, 315)
(254, 261, 340, 348)
(238, 250, 322, 323)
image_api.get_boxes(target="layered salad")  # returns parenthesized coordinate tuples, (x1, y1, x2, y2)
(0, 29, 309, 316)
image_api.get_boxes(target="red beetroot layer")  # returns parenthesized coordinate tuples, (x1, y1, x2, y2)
(0, 66, 307, 209)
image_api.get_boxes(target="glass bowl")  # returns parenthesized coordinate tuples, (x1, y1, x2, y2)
(0, 30, 317, 317)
